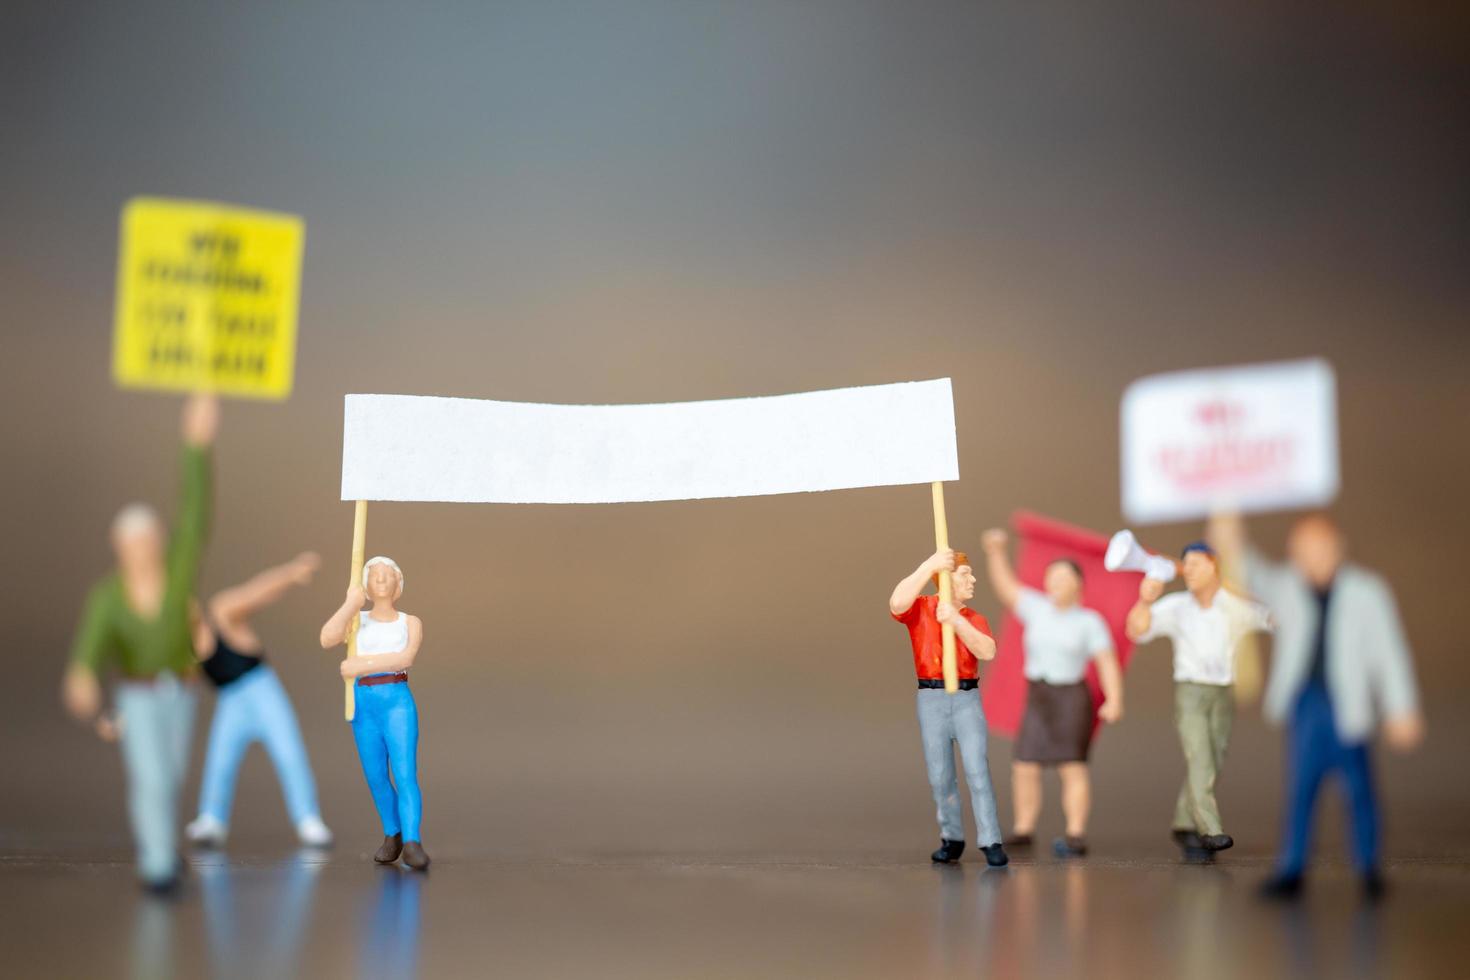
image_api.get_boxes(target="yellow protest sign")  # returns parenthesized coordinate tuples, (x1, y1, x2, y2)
(113, 197, 303, 399)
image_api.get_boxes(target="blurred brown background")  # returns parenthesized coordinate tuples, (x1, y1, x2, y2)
(2, 1, 1467, 862)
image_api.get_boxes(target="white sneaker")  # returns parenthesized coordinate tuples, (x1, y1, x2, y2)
(186, 814, 228, 848)
(296, 816, 334, 848)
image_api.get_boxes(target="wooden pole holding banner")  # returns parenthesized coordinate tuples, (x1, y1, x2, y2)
(1212, 509, 1263, 706)
(932, 481, 958, 694)
(344, 500, 368, 722)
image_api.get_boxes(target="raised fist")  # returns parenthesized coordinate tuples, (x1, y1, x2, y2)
(291, 552, 322, 585)
(182, 393, 220, 446)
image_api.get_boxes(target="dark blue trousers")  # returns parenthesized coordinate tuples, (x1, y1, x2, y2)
(1276, 680, 1380, 876)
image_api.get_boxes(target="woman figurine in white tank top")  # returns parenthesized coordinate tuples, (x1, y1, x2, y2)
(320, 555, 429, 871)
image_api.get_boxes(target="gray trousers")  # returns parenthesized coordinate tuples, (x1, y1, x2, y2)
(917, 688, 1002, 846)
(116, 674, 197, 882)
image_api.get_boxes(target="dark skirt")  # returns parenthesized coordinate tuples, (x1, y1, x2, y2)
(1015, 680, 1094, 764)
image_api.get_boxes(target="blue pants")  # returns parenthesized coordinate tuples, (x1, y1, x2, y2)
(351, 679, 422, 842)
(1276, 680, 1380, 876)
(197, 665, 323, 827)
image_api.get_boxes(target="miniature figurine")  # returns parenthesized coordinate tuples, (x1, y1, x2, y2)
(1209, 513, 1423, 899)
(62, 393, 218, 893)
(319, 556, 429, 871)
(890, 548, 1007, 867)
(1125, 539, 1271, 857)
(980, 528, 1123, 857)
(184, 552, 334, 849)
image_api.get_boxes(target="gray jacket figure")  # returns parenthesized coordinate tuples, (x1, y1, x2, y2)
(1245, 548, 1419, 742)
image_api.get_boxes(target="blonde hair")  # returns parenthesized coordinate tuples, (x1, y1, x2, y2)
(111, 502, 161, 539)
(363, 555, 404, 593)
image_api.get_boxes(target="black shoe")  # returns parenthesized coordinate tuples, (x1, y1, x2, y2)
(930, 839, 965, 864)
(982, 843, 1009, 868)
(1171, 828, 1203, 849)
(1201, 834, 1234, 852)
(374, 833, 404, 865)
(1174, 830, 1213, 863)
(1003, 834, 1034, 848)
(142, 875, 181, 898)
(1259, 873, 1304, 900)
(1053, 835, 1088, 858)
(1362, 870, 1387, 901)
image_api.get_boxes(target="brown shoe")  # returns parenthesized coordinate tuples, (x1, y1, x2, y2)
(401, 841, 430, 871)
(374, 834, 403, 864)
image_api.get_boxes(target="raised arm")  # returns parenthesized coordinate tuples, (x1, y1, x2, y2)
(980, 528, 1021, 610)
(340, 615, 423, 678)
(890, 549, 954, 617)
(1208, 511, 1289, 603)
(166, 394, 218, 601)
(1125, 577, 1165, 641)
(209, 552, 320, 629)
(320, 585, 365, 649)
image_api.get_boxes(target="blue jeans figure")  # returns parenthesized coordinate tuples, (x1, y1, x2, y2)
(197, 665, 323, 827)
(1276, 679, 1379, 877)
(352, 679, 422, 842)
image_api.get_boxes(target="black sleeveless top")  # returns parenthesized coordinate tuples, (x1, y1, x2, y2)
(201, 625, 265, 688)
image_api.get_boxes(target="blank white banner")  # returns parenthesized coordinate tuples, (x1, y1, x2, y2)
(341, 379, 958, 503)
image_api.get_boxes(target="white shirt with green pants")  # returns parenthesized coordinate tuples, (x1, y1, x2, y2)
(1138, 588, 1272, 836)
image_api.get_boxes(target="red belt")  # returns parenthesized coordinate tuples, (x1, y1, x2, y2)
(357, 672, 408, 687)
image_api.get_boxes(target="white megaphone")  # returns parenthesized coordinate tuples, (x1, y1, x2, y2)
(1105, 529, 1178, 583)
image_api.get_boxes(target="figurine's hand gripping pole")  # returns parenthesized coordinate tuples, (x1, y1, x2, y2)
(932, 482, 958, 694)
(344, 499, 368, 721)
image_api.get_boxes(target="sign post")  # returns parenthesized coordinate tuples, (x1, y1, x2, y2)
(344, 500, 368, 721)
(931, 482, 958, 693)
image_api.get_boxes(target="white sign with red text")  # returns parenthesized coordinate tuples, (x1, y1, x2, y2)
(1121, 359, 1338, 524)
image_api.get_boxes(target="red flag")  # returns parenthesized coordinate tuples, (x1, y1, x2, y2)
(982, 511, 1144, 739)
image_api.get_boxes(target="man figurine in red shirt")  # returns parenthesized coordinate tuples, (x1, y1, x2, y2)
(890, 548, 1008, 867)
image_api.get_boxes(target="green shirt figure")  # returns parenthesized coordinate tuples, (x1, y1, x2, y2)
(69, 445, 211, 678)
(62, 393, 218, 892)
